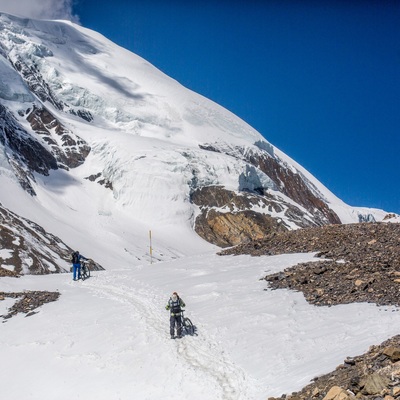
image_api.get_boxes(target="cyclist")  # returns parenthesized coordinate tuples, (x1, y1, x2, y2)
(71, 250, 88, 281)
(165, 291, 186, 339)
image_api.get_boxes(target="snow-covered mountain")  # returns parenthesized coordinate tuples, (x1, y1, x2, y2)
(0, 12, 391, 270)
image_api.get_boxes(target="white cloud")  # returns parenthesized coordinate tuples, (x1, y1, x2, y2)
(0, 0, 79, 22)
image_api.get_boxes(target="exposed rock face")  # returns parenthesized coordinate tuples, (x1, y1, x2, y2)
(0, 267, 19, 277)
(198, 142, 341, 227)
(6, 34, 94, 123)
(26, 105, 90, 169)
(194, 208, 285, 247)
(0, 203, 104, 275)
(0, 104, 57, 194)
(192, 141, 342, 247)
(0, 103, 90, 194)
(69, 108, 93, 122)
(191, 186, 324, 247)
(384, 213, 400, 222)
(191, 186, 286, 246)
(9, 54, 64, 111)
(247, 151, 341, 225)
(85, 172, 113, 190)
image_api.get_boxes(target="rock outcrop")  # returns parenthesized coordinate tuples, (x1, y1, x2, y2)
(26, 105, 90, 169)
(0, 203, 104, 275)
(198, 142, 341, 224)
(247, 150, 341, 225)
(0, 103, 90, 195)
(191, 186, 290, 246)
(191, 185, 329, 247)
(0, 103, 57, 194)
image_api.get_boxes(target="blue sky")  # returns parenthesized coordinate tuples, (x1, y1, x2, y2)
(3, 0, 399, 213)
(72, 1, 400, 214)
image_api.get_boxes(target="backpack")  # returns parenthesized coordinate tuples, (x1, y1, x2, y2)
(170, 297, 181, 314)
(71, 252, 79, 264)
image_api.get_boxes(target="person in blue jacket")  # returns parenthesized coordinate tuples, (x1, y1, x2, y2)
(71, 250, 87, 281)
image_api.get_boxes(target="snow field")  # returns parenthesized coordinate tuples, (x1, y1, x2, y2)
(1, 252, 400, 399)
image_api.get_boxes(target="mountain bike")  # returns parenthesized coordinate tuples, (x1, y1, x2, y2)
(80, 260, 91, 281)
(180, 309, 194, 336)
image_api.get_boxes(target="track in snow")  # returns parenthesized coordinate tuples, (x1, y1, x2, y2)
(82, 272, 258, 400)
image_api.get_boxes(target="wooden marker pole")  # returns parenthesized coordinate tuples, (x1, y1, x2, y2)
(149, 230, 153, 264)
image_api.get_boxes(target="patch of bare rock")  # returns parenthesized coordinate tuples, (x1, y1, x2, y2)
(0, 290, 60, 320)
(0, 266, 19, 278)
(268, 336, 400, 400)
(220, 222, 400, 399)
(221, 222, 400, 307)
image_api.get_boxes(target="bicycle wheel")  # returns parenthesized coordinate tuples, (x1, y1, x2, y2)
(182, 317, 193, 335)
(81, 266, 90, 280)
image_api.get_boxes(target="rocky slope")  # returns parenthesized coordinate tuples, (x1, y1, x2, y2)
(268, 336, 400, 400)
(0, 201, 103, 321)
(0, 202, 104, 275)
(221, 222, 400, 399)
(222, 222, 400, 306)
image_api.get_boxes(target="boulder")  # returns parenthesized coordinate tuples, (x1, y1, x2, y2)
(360, 373, 390, 395)
(382, 347, 400, 362)
(392, 386, 400, 396)
(323, 386, 355, 400)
